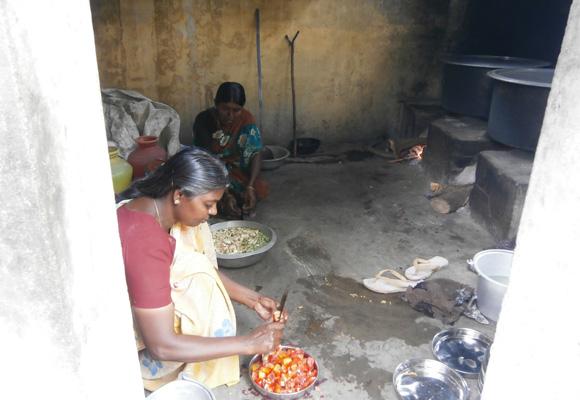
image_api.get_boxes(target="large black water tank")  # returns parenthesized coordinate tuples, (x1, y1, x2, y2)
(487, 68, 554, 152)
(441, 55, 550, 119)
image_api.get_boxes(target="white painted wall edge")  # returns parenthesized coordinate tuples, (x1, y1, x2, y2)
(0, 1, 144, 398)
(482, 0, 580, 399)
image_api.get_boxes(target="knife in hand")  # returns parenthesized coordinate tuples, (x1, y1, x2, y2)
(275, 287, 290, 322)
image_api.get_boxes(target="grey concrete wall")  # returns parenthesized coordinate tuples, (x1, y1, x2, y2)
(0, 1, 143, 398)
(89, 0, 461, 145)
(482, 1, 580, 398)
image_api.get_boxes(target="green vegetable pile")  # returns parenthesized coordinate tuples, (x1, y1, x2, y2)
(213, 227, 269, 254)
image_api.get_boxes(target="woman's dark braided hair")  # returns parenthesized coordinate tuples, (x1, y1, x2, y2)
(215, 82, 246, 107)
(119, 146, 228, 200)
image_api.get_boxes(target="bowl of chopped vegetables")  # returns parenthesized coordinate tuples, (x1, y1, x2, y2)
(210, 220, 277, 268)
(249, 345, 319, 399)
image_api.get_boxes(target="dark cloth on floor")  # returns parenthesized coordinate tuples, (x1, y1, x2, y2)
(402, 278, 475, 325)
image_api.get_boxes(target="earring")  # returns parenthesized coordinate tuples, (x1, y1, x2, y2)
(174, 200, 180, 205)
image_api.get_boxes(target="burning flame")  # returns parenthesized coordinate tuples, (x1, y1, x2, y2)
(408, 144, 425, 160)
(389, 144, 426, 163)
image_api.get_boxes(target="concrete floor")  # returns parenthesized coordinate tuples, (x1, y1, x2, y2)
(212, 154, 497, 400)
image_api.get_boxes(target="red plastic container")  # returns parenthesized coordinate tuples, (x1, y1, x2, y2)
(127, 135, 167, 178)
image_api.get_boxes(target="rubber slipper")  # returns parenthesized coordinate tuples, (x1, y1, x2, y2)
(404, 256, 449, 280)
(363, 269, 420, 294)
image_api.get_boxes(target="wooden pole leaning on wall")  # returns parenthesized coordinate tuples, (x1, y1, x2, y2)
(255, 9, 263, 131)
(285, 31, 300, 157)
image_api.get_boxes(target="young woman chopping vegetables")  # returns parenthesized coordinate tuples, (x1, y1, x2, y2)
(116, 147, 287, 391)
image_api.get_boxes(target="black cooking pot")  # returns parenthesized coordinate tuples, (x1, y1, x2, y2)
(288, 137, 321, 155)
(441, 55, 550, 119)
(487, 68, 554, 152)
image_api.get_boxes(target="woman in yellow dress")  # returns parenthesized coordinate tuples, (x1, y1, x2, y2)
(117, 147, 285, 390)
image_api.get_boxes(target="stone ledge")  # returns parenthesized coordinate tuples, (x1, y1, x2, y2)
(398, 100, 447, 138)
(422, 116, 507, 183)
(470, 150, 534, 241)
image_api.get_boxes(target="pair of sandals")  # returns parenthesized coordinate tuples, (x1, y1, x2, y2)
(363, 256, 449, 294)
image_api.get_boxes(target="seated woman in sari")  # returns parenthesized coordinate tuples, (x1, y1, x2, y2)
(192, 82, 268, 217)
(117, 148, 286, 391)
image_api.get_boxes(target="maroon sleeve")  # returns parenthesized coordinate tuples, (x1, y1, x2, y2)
(241, 108, 256, 125)
(117, 207, 174, 309)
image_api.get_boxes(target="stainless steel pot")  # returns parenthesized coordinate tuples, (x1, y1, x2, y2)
(487, 68, 554, 151)
(467, 249, 513, 321)
(441, 55, 550, 118)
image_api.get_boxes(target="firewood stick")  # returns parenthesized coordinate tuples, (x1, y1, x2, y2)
(430, 182, 445, 194)
(425, 182, 446, 199)
(430, 184, 473, 214)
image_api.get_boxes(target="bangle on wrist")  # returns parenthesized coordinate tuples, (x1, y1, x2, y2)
(247, 185, 255, 191)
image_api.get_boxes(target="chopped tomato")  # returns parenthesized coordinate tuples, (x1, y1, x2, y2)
(251, 347, 318, 394)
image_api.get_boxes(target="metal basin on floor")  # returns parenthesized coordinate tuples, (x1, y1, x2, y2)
(262, 145, 290, 170)
(210, 220, 277, 268)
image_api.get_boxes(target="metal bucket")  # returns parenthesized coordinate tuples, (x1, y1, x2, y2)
(487, 68, 554, 151)
(468, 249, 513, 321)
(441, 55, 550, 119)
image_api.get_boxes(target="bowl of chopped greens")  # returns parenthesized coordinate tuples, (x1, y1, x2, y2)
(210, 220, 277, 268)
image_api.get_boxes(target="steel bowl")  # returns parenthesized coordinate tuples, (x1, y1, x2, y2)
(210, 220, 277, 268)
(249, 345, 319, 400)
(478, 345, 490, 392)
(146, 378, 215, 400)
(432, 328, 492, 378)
(393, 358, 469, 400)
(262, 145, 290, 170)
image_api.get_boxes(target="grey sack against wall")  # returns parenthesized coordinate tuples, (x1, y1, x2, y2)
(102, 88, 181, 159)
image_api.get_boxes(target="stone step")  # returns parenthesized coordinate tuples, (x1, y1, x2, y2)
(397, 99, 446, 138)
(423, 116, 507, 183)
(470, 150, 535, 242)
